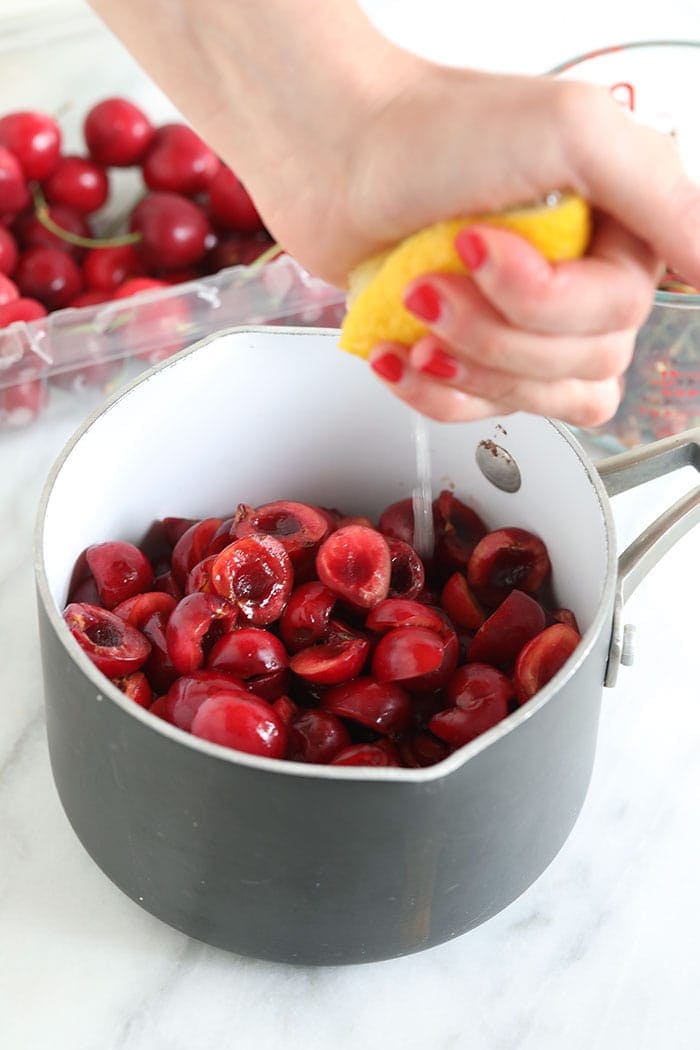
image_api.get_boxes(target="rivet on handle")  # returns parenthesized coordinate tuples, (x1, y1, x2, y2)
(475, 440, 521, 493)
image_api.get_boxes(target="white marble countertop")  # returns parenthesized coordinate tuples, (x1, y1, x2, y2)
(2, 2, 700, 1048)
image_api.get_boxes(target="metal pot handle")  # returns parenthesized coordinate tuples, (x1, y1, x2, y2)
(595, 427, 700, 686)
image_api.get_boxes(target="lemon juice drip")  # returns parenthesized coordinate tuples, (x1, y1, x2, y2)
(411, 412, 434, 561)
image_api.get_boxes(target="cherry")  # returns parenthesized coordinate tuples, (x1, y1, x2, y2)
(111, 276, 167, 299)
(85, 541, 154, 609)
(141, 609, 180, 693)
(378, 497, 415, 545)
(514, 623, 581, 704)
(365, 598, 444, 634)
(44, 155, 109, 214)
(246, 668, 290, 701)
(402, 610, 459, 691)
(207, 165, 262, 232)
(0, 374, 47, 427)
(429, 695, 507, 749)
(322, 677, 412, 734)
(136, 519, 173, 575)
(0, 297, 46, 326)
(289, 620, 369, 685)
(163, 517, 198, 547)
(114, 280, 191, 364)
(207, 626, 288, 680)
(0, 111, 61, 180)
(130, 192, 211, 270)
(113, 670, 153, 708)
(330, 744, 396, 767)
(63, 602, 150, 677)
(279, 581, 336, 652)
(287, 709, 351, 764)
(234, 500, 330, 567)
(447, 663, 515, 711)
(551, 608, 580, 633)
(0, 146, 30, 214)
(0, 273, 18, 305)
(185, 555, 217, 594)
(82, 245, 145, 291)
(467, 589, 546, 670)
(396, 732, 450, 768)
(211, 534, 293, 624)
(191, 691, 287, 759)
(0, 227, 18, 275)
(84, 98, 154, 167)
(204, 516, 235, 557)
(371, 627, 444, 683)
(152, 571, 183, 602)
(440, 572, 485, 631)
(316, 525, 391, 609)
(142, 123, 219, 195)
(163, 669, 246, 730)
(15, 204, 93, 260)
(165, 592, 239, 674)
(468, 527, 551, 607)
(15, 246, 83, 310)
(206, 231, 274, 271)
(433, 490, 487, 574)
(67, 290, 112, 308)
(386, 538, 425, 599)
(149, 697, 167, 719)
(272, 695, 300, 726)
(171, 518, 222, 585)
(113, 591, 177, 628)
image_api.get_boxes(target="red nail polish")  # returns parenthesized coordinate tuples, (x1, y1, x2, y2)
(455, 229, 487, 271)
(419, 346, 460, 379)
(403, 283, 441, 322)
(370, 351, 404, 383)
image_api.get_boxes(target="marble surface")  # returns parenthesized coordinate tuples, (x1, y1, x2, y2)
(2, 1, 700, 1047)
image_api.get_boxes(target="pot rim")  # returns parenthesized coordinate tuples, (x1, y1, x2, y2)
(34, 325, 618, 783)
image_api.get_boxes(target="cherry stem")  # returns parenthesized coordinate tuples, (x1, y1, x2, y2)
(31, 184, 142, 249)
(246, 242, 284, 272)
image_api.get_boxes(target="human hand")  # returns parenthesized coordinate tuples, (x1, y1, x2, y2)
(89, 0, 700, 427)
(316, 63, 699, 429)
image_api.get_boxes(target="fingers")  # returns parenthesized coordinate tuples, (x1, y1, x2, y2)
(405, 212, 658, 330)
(402, 271, 640, 382)
(368, 340, 622, 428)
(455, 215, 660, 334)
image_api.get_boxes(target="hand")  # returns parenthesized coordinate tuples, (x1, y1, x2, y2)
(89, 1, 700, 427)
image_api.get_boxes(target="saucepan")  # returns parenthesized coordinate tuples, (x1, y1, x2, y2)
(34, 327, 700, 965)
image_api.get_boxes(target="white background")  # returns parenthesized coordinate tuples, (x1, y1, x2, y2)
(1, 2, 699, 1049)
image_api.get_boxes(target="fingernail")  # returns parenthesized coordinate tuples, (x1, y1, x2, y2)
(370, 351, 405, 383)
(419, 346, 460, 380)
(455, 229, 487, 271)
(403, 282, 442, 322)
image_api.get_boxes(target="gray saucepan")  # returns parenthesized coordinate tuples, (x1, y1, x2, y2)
(34, 327, 700, 965)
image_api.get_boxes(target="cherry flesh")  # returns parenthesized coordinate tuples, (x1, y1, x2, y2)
(63, 602, 150, 677)
(468, 527, 551, 607)
(316, 525, 391, 609)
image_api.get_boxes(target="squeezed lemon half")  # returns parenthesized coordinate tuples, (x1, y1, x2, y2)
(339, 193, 591, 359)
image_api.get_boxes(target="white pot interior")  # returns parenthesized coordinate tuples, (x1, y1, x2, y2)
(41, 328, 612, 633)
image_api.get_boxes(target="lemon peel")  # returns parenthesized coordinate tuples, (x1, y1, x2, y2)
(339, 193, 591, 359)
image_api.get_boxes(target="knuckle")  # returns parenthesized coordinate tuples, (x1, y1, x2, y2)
(610, 285, 654, 330)
(589, 336, 635, 381)
(552, 80, 612, 151)
(571, 384, 621, 428)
